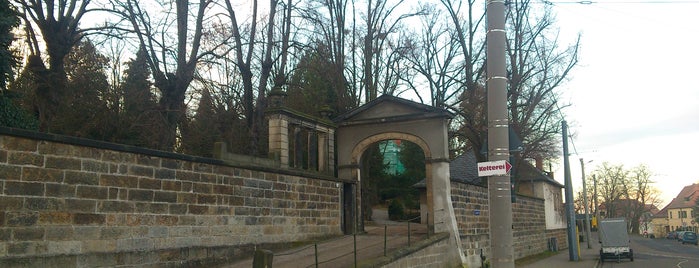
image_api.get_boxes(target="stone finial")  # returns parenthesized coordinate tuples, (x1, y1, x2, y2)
(268, 87, 287, 108)
(318, 105, 334, 119)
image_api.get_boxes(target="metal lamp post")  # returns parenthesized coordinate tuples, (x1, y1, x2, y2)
(580, 158, 592, 249)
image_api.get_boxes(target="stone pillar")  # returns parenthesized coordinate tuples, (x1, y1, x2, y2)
(267, 114, 289, 167)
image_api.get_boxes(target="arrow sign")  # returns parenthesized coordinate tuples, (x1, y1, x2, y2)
(477, 160, 512, 177)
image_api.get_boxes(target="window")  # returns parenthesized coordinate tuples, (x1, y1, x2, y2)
(670, 211, 673, 219)
(680, 211, 688, 218)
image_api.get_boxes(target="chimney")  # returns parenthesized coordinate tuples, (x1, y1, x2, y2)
(535, 157, 543, 170)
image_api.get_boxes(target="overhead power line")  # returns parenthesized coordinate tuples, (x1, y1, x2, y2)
(543, 0, 699, 4)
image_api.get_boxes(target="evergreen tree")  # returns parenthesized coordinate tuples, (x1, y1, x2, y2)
(286, 44, 354, 117)
(49, 40, 111, 139)
(180, 88, 221, 157)
(0, 0, 18, 89)
(116, 47, 159, 147)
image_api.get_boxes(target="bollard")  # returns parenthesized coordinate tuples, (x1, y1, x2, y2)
(252, 249, 273, 268)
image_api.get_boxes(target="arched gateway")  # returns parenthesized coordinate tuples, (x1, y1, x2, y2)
(333, 95, 466, 265)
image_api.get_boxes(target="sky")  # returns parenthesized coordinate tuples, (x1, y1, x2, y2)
(546, 0, 699, 208)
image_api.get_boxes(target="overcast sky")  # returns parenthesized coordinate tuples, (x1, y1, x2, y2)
(548, 0, 699, 208)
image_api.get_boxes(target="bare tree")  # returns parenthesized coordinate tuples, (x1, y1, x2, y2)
(595, 162, 628, 218)
(12, 0, 95, 130)
(622, 164, 661, 233)
(505, 0, 579, 161)
(114, 0, 221, 150)
(358, 0, 424, 102)
(224, 0, 294, 155)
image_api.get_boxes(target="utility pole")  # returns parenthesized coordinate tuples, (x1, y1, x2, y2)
(594, 174, 600, 224)
(580, 158, 592, 249)
(562, 121, 579, 261)
(486, 0, 514, 266)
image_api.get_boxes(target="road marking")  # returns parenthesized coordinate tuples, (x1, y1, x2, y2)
(676, 259, 688, 268)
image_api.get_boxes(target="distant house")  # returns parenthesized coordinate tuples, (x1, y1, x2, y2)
(597, 199, 659, 234)
(651, 205, 669, 237)
(664, 184, 699, 232)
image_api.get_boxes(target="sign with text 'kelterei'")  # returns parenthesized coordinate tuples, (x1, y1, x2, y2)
(477, 160, 512, 177)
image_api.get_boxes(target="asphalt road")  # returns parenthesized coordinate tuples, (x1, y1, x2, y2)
(598, 234, 699, 268)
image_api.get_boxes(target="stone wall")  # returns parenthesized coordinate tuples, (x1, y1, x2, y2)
(0, 129, 342, 267)
(381, 233, 452, 268)
(451, 181, 568, 267)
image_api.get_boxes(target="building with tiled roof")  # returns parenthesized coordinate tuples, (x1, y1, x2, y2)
(665, 183, 699, 232)
(651, 204, 669, 237)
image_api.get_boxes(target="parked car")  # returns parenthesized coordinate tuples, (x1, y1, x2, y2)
(676, 231, 686, 242)
(681, 231, 698, 245)
(667, 231, 676, 239)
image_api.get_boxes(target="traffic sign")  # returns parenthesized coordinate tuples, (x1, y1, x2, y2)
(477, 160, 512, 177)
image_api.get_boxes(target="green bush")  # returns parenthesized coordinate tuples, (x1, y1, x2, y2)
(388, 199, 405, 220)
(0, 92, 38, 130)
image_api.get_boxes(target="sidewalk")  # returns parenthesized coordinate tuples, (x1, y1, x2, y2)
(517, 237, 599, 268)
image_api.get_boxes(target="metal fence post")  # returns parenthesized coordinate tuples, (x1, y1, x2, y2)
(384, 225, 387, 256)
(314, 243, 318, 268)
(408, 221, 411, 247)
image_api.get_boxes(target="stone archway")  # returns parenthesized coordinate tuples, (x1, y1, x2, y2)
(350, 132, 431, 226)
(333, 95, 466, 265)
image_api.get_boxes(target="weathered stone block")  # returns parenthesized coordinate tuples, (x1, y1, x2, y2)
(177, 171, 200, 182)
(129, 165, 154, 177)
(128, 189, 153, 201)
(7, 241, 37, 256)
(99, 174, 138, 188)
(21, 167, 62, 183)
(161, 180, 181, 191)
(100, 226, 129, 240)
(138, 178, 161, 189)
(155, 215, 178, 226)
(8, 152, 43, 167)
(64, 171, 99, 185)
(45, 226, 74, 240)
(136, 202, 169, 214)
(4, 181, 42, 197)
(64, 199, 96, 212)
(0, 165, 21, 182)
(12, 227, 44, 241)
(46, 241, 81, 255)
(0, 196, 23, 211)
(155, 168, 176, 180)
(3, 137, 37, 152)
(25, 197, 63, 210)
(161, 159, 180, 169)
(76, 185, 108, 199)
(169, 204, 188, 215)
(188, 205, 209, 215)
(5, 212, 38, 227)
(136, 155, 160, 167)
(45, 156, 81, 170)
(82, 160, 109, 173)
(73, 213, 105, 225)
(45, 183, 75, 198)
(98, 200, 135, 213)
(197, 194, 217, 204)
(154, 191, 177, 203)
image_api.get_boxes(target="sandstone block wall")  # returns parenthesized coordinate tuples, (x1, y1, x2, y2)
(451, 181, 568, 266)
(0, 131, 342, 266)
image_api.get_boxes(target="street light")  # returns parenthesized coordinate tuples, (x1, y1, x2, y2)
(580, 158, 593, 249)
